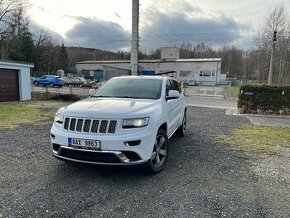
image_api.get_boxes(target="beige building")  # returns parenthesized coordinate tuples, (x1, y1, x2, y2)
(76, 48, 223, 86)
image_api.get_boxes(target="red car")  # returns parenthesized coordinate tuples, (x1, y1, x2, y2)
(82, 81, 105, 89)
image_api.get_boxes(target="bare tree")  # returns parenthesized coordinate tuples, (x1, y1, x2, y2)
(252, 6, 290, 84)
(0, 0, 20, 34)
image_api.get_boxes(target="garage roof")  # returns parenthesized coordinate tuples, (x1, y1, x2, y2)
(0, 60, 34, 68)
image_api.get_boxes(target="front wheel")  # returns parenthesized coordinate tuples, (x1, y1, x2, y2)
(49, 82, 54, 87)
(34, 81, 39, 86)
(144, 129, 168, 174)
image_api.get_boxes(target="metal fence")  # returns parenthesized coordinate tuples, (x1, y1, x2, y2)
(31, 86, 90, 97)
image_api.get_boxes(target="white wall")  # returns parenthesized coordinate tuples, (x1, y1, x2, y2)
(0, 61, 34, 101)
(76, 59, 221, 85)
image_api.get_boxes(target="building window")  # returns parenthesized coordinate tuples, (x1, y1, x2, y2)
(180, 71, 192, 77)
(200, 70, 215, 77)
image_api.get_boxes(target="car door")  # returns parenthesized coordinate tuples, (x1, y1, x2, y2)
(165, 79, 181, 136)
(39, 75, 48, 85)
(170, 79, 183, 127)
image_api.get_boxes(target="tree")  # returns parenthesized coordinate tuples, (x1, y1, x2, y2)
(0, 0, 19, 34)
(6, 4, 34, 62)
(58, 43, 68, 70)
(253, 6, 290, 84)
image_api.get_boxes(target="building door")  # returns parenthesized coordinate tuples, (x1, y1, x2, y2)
(0, 69, 19, 102)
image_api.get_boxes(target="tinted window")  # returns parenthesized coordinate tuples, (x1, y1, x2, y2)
(166, 80, 172, 96)
(92, 78, 162, 100)
(170, 80, 181, 93)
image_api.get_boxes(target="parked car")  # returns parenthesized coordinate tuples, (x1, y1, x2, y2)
(81, 80, 105, 89)
(34, 75, 64, 87)
(63, 77, 84, 86)
(188, 80, 199, 86)
(51, 76, 187, 173)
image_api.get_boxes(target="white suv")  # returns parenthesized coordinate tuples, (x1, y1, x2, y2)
(51, 76, 186, 173)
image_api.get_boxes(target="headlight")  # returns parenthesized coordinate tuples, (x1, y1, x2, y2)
(54, 113, 64, 124)
(122, 118, 149, 128)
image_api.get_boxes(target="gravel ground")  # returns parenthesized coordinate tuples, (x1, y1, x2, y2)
(1, 107, 290, 217)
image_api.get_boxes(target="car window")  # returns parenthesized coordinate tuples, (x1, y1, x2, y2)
(166, 80, 172, 96)
(170, 80, 181, 93)
(92, 78, 162, 100)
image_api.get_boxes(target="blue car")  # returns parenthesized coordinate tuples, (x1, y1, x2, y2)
(34, 75, 64, 87)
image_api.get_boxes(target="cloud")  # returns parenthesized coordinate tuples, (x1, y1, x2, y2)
(140, 0, 249, 50)
(65, 17, 130, 50)
(29, 20, 64, 43)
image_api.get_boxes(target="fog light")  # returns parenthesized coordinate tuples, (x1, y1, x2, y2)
(118, 153, 128, 162)
(51, 134, 55, 140)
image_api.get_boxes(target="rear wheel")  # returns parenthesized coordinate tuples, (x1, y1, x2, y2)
(145, 129, 168, 174)
(49, 82, 54, 87)
(34, 81, 39, 86)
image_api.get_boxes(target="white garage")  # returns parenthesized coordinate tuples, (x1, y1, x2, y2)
(0, 60, 34, 102)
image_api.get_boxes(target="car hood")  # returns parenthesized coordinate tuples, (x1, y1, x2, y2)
(58, 97, 160, 118)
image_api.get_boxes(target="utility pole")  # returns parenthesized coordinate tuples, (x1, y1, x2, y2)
(268, 30, 277, 85)
(244, 51, 248, 84)
(131, 0, 139, 75)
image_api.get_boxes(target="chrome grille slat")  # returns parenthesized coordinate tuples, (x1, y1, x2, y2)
(69, 118, 76, 131)
(99, 120, 108, 133)
(76, 119, 83, 132)
(108, 120, 117, 133)
(63, 117, 116, 134)
(83, 119, 91, 132)
(91, 120, 99, 133)
(64, 118, 70, 130)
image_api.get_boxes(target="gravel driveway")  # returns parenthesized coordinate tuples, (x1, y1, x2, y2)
(1, 107, 290, 217)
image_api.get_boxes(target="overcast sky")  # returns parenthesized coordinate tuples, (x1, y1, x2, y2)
(28, 0, 290, 51)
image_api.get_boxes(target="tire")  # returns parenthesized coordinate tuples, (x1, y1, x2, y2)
(176, 110, 186, 137)
(144, 129, 169, 174)
(34, 81, 39, 86)
(49, 82, 54, 87)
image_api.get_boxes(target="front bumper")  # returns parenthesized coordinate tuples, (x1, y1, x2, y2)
(52, 145, 146, 165)
(50, 124, 156, 165)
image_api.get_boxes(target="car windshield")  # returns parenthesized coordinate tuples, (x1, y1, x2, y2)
(91, 78, 162, 100)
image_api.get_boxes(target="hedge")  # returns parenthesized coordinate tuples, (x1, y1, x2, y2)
(238, 85, 290, 112)
(32, 92, 82, 101)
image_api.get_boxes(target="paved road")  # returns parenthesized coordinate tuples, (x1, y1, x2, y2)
(1, 107, 290, 217)
(186, 95, 237, 109)
(246, 115, 290, 128)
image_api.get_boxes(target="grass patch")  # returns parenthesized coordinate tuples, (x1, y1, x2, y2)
(0, 102, 58, 129)
(223, 86, 240, 99)
(216, 124, 290, 157)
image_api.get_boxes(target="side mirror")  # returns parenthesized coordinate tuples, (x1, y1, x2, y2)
(89, 89, 96, 97)
(166, 90, 180, 100)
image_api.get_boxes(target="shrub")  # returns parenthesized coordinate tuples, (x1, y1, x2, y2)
(238, 85, 290, 112)
(32, 92, 82, 101)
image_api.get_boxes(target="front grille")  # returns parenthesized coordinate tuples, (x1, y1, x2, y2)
(63, 117, 117, 134)
(99, 120, 108, 133)
(70, 118, 76, 131)
(60, 148, 121, 163)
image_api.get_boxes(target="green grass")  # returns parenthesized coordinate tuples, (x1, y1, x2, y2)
(223, 86, 240, 99)
(216, 124, 290, 157)
(0, 102, 58, 129)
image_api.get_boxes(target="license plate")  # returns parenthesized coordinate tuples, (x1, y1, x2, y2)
(68, 138, 100, 149)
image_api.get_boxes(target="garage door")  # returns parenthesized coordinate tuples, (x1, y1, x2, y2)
(0, 69, 19, 102)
